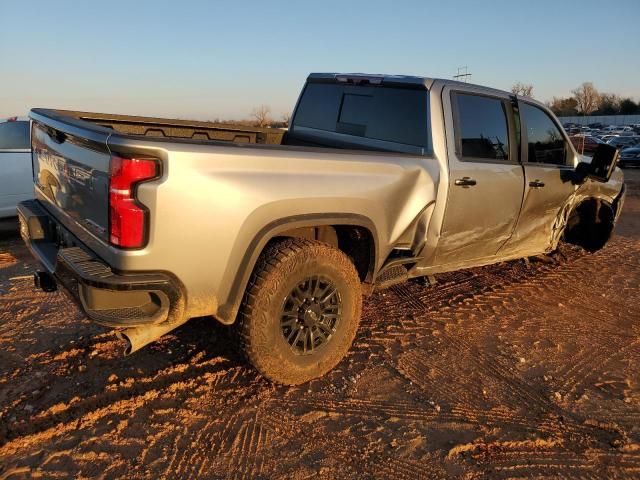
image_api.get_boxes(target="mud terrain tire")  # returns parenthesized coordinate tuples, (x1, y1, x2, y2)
(235, 238, 362, 385)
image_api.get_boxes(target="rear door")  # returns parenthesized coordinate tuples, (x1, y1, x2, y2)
(435, 86, 525, 265)
(499, 101, 577, 255)
(0, 120, 33, 217)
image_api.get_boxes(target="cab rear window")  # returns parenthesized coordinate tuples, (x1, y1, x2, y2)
(292, 83, 430, 149)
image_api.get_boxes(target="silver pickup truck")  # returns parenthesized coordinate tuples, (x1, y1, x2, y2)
(19, 73, 624, 384)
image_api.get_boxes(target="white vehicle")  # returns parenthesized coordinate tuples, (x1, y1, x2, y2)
(603, 125, 634, 135)
(0, 116, 33, 218)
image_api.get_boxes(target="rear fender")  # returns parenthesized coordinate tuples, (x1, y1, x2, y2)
(214, 213, 378, 324)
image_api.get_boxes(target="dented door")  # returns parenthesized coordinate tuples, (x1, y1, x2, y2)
(434, 85, 524, 266)
(499, 102, 577, 255)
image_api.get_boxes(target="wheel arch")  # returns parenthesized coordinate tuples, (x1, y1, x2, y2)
(215, 213, 378, 325)
(561, 195, 618, 252)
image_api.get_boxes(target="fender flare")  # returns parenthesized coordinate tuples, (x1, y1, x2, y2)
(215, 212, 379, 325)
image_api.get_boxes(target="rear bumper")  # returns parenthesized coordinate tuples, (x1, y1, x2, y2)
(17, 199, 184, 327)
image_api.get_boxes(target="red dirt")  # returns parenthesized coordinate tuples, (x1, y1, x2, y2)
(0, 171, 639, 479)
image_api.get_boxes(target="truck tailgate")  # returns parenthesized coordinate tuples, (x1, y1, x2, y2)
(31, 114, 111, 243)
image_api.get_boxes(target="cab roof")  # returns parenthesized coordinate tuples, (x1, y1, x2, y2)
(307, 72, 521, 100)
(308, 72, 434, 89)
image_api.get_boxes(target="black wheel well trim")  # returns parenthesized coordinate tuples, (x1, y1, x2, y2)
(216, 213, 378, 325)
(561, 195, 617, 250)
(560, 195, 615, 235)
(569, 195, 616, 219)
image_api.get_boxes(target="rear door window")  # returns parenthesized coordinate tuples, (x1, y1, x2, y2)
(0, 121, 30, 150)
(453, 93, 510, 161)
(521, 104, 567, 165)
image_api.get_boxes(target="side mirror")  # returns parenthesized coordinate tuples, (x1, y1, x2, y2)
(575, 143, 619, 183)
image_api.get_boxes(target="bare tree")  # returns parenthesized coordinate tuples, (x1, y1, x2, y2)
(251, 105, 272, 127)
(511, 82, 534, 97)
(572, 82, 600, 115)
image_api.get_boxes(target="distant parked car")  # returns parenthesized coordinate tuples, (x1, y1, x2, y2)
(618, 146, 640, 168)
(569, 135, 604, 154)
(0, 117, 33, 218)
(606, 136, 640, 149)
(612, 126, 634, 135)
(600, 134, 619, 143)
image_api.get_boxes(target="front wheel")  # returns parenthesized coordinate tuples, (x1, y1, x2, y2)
(235, 238, 362, 385)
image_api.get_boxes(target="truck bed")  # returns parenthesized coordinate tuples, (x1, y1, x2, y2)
(41, 109, 285, 145)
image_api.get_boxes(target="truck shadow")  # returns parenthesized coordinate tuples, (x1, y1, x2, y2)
(0, 316, 260, 447)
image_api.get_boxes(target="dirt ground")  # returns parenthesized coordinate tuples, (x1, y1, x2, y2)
(1, 172, 639, 480)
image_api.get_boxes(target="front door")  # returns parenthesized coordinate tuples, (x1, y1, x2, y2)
(434, 86, 525, 266)
(499, 101, 577, 256)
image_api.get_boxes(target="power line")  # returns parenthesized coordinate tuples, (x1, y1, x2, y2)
(453, 66, 472, 83)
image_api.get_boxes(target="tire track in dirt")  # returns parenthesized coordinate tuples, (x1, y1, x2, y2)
(486, 450, 640, 479)
(385, 239, 640, 446)
(382, 245, 587, 330)
(279, 396, 442, 422)
(0, 358, 256, 451)
(557, 339, 639, 400)
(224, 416, 269, 480)
(396, 351, 562, 435)
(447, 437, 640, 478)
(389, 283, 428, 310)
(375, 456, 446, 479)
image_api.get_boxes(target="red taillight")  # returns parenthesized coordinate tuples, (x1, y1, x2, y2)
(109, 156, 158, 248)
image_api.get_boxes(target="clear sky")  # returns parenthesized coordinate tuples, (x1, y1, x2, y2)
(1, 0, 638, 120)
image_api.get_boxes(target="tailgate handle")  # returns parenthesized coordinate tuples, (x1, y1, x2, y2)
(45, 126, 67, 144)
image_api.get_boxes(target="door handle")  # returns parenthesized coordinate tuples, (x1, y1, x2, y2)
(529, 180, 545, 188)
(454, 177, 477, 187)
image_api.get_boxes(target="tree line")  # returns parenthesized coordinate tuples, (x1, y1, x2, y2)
(225, 82, 638, 128)
(512, 81, 640, 117)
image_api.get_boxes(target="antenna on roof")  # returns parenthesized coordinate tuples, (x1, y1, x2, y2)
(453, 66, 472, 83)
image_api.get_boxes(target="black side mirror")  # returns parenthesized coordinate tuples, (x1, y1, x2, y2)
(575, 143, 619, 183)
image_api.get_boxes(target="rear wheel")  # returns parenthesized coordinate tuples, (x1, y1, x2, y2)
(235, 238, 362, 385)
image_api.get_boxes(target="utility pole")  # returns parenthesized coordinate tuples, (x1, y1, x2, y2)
(453, 66, 472, 83)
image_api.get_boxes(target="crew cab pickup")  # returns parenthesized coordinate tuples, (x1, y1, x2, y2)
(19, 73, 624, 384)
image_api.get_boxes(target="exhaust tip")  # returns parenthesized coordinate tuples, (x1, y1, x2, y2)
(115, 330, 134, 356)
(116, 321, 182, 357)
